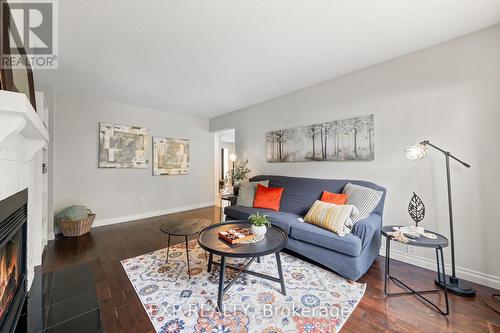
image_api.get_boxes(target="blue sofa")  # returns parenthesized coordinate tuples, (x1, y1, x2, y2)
(224, 175, 386, 281)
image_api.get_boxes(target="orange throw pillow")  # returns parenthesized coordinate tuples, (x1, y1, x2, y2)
(253, 184, 284, 212)
(320, 191, 348, 205)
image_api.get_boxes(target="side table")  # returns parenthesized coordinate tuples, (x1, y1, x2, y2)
(160, 218, 212, 278)
(382, 225, 450, 315)
(220, 194, 237, 219)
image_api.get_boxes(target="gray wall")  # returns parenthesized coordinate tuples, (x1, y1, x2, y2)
(54, 93, 215, 231)
(210, 25, 500, 288)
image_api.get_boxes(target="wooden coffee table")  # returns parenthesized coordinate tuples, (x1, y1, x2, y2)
(197, 221, 288, 310)
(160, 218, 212, 278)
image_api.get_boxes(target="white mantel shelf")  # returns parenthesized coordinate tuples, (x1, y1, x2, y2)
(0, 90, 50, 289)
(0, 90, 49, 143)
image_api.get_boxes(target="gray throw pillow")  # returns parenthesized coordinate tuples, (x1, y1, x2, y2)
(343, 183, 383, 223)
(237, 180, 269, 207)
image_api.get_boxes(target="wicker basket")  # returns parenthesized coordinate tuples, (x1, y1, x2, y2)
(57, 212, 95, 237)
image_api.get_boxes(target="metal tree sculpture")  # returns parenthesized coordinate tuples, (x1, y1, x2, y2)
(408, 192, 425, 226)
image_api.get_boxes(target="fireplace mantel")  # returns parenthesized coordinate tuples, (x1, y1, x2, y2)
(0, 91, 49, 161)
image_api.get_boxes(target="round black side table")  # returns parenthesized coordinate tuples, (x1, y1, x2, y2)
(198, 221, 288, 310)
(382, 225, 450, 315)
(160, 218, 212, 278)
(220, 194, 237, 219)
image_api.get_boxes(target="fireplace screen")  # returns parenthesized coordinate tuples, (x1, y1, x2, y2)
(0, 230, 22, 321)
(0, 189, 27, 332)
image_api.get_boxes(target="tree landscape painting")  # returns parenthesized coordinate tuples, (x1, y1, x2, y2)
(266, 114, 374, 162)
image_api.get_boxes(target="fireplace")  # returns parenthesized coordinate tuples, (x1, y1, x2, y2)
(0, 190, 27, 333)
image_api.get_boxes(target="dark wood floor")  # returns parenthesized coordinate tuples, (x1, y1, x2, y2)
(43, 206, 500, 333)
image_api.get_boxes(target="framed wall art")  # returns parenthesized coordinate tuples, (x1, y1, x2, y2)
(266, 114, 374, 162)
(153, 137, 189, 175)
(98, 123, 149, 168)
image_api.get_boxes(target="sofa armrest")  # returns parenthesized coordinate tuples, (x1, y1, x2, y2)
(352, 213, 382, 249)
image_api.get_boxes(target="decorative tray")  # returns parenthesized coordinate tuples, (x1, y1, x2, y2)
(218, 227, 256, 244)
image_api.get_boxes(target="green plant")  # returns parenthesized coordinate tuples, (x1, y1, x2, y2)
(248, 212, 270, 227)
(230, 160, 251, 183)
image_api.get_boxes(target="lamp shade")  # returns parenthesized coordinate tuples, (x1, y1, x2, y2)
(405, 143, 426, 160)
(229, 153, 237, 162)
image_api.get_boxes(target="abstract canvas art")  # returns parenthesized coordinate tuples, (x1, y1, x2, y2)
(98, 123, 149, 168)
(153, 137, 190, 175)
(266, 114, 374, 162)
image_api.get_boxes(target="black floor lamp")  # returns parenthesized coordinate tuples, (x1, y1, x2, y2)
(405, 140, 476, 297)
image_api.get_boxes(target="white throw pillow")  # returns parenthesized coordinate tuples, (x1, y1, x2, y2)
(236, 180, 269, 207)
(343, 183, 383, 223)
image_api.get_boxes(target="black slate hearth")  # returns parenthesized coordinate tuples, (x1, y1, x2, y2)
(15, 262, 102, 333)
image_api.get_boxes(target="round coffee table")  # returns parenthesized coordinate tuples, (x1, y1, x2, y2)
(160, 218, 212, 278)
(198, 221, 288, 310)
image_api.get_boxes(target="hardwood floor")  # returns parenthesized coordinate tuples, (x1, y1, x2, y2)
(43, 206, 500, 333)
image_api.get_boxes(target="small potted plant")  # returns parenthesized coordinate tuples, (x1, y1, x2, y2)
(248, 212, 270, 236)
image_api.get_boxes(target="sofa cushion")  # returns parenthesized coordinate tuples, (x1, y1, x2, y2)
(289, 221, 362, 256)
(343, 183, 383, 223)
(253, 184, 284, 211)
(237, 180, 269, 207)
(320, 191, 348, 205)
(304, 200, 359, 236)
(224, 205, 301, 234)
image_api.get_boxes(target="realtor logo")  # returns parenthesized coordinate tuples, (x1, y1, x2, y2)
(2, 0, 58, 69)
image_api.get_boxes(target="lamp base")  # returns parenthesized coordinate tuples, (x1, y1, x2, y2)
(435, 274, 476, 297)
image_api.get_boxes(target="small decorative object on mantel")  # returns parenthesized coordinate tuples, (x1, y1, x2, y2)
(408, 192, 425, 227)
(248, 212, 270, 237)
(55, 205, 95, 237)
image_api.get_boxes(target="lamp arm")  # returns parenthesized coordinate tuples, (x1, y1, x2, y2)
(420, 140, 471, 168)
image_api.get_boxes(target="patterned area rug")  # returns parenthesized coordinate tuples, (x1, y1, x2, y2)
(121, 240, 365, 333)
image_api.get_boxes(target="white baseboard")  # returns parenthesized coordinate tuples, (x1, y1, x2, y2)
(380, 247, 500, 290)
(47, 232, 55, 241)
(92, 202, 215, 228)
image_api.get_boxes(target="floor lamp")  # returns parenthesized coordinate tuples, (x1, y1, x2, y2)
(229, 153, 237, 191)
(405, 140, 476, 297)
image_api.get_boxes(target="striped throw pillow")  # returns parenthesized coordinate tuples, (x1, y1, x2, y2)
(343, 183, 383, 223)
(304, 200, 359, 236)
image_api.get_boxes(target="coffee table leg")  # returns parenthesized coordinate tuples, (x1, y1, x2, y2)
(207, 252, 213, 272)
(166, 234, 171, 264)
(217, 255, 226, 311)
(275, 252, 286, 295)
(185, 236, 191, 279)
(256, 256, 261, 263)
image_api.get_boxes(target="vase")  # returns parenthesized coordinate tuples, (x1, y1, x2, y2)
(233, 182, 240, 196)
(251, 225, 267, 236)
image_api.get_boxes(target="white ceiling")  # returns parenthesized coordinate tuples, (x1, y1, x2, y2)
(36, 0, 500, 118)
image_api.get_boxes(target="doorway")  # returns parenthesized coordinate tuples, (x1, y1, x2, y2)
(214, 129, 235, 218)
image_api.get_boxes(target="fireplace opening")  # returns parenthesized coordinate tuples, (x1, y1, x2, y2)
(0, 231, 22, 321)
(0, 189, 27, 333)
